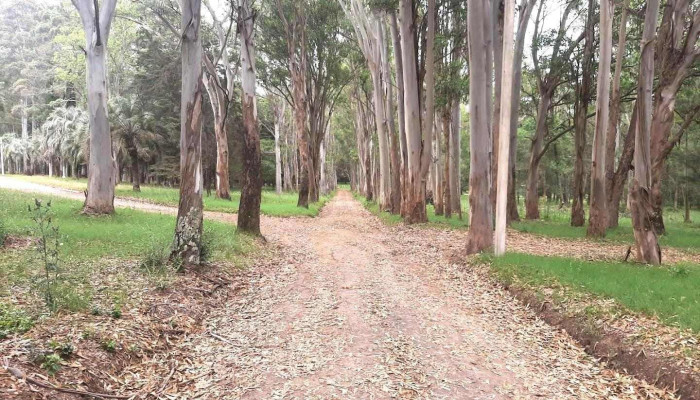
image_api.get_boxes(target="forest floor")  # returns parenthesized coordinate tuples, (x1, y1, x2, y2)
(0, 177, 686, 399)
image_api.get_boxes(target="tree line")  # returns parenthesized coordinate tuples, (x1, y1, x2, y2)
(0, 0, 698, 264)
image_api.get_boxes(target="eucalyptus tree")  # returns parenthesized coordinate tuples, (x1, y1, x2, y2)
(465, 0, 494, 253)
(341, 0, 392, 211)
(570, 0, 594, 227)
(525, 0, 583, 220)
(398, 0, 434, 223)
(604, 0, 629, 228)
(202, 0, 236, 200)
(505, 0, 538, 223)
(630, 0, 661, 264)
(648, 1, 700, 234)
(71, 0, 118, 214)
(262, 0, 351, 206)
(173, 0, 205, 265)
(587, 0, 614, 237)
(237, 0, 263, 235)
(265, 0, 312, 207)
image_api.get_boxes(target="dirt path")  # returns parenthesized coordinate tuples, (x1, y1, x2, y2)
(174, 191, 671, 399)
(0, 178, 677, 398)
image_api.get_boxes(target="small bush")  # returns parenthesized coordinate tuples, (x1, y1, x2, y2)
(29, 199, 61, 311)
(111, 307, 122, 319)
(140, 242, 177, 289)
(101, 339, 117, 353)
(49, 340, 74, 358)
(0, 302, 34, 338)
(140, 242, 168, 272)
(40, 354, 62, 375)
(199, 231, 214, 263)
(0, 220, 7, 246)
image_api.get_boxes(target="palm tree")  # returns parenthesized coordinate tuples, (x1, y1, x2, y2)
(41, 105, 89, 177)
(110, 97, 161, 191)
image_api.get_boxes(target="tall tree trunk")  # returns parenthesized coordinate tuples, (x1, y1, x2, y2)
(283, 118, 293, 191)
(381, 17, 401, 215)
(507, 0, 537, 223)
(400, 0, 432, 223)
(277, 2, 311, 208)
(525, 92, 550, 220)
(571, 0, 594, 227)
(173, 0, 204, 265)
(630, 0, 661, 264)
(434, 114, 444, 215)
(605, 0, 628, 227)
(491, 0, 504, 210)
(466, 0, 494, 254)
(371, 17, 391, 211)
(449, 99, 462, 217)
(442, 111, 452, 218)
(274, 101, 285, 195)
(21, 99, 28, 173)
(72, 0, 118, 215)
(648, 3, 700, 235)
(390, 12, 408, 217)
(202, 71, 231, 200)
(237, 0, 262, 235)
(495, 0, 516, 255)
(608, 103, 637, 227)
(587, 0, 613, 237)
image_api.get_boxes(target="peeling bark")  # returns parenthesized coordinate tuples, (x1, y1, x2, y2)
(173, 0, 204, 265)
(237, 0, 262, 236)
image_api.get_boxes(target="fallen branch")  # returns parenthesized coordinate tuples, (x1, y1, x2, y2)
(156, 362, 177, 395)
(623, 246, 632, 262)
(208, 330, 242, 346)
(4, 364, 130, 399)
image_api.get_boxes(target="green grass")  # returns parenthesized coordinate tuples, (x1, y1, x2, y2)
(511, 202, 700, 252)
(0, 189, 251, 262)
(355, 187, 700, 251)
(7, 175, 331, 217)
(354, 191, 470, 229)
(488, 252, 700, 333)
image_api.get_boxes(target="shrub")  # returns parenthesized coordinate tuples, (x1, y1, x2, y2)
(29, 199, 61, 311)
(0, 302, 34, 338)
(40, 354, 62, 375)
(0, 220, 7, 247)
(101, 339, 117, 353)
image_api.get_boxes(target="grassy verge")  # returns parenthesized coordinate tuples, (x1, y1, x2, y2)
(485, 252, 700, 333)
(510, 202, 700, 252)
(0, 189, 254, 334)
(7, 174, 332, 217)
(480, 252, 700, 397)
(353, 191, 470, 229)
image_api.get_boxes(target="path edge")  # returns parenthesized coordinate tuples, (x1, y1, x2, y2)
(501, 282, 700, 400)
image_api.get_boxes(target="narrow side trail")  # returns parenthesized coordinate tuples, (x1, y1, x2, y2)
(179, 191, 671, 399)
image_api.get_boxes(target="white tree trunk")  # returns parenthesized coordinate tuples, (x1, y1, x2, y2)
(449, 99, 461, 215)
(630, 0, 661, 264)
(237, 0, 262, 235)
(587, 0, 613, 237)
(466, 0, 494, 254)
(495, 0, 516, 255)
(274, 101, 285, 195)
(72, 0, 118, 214)
(399, 0, 433, 223)
(173, 0, 204, 264)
